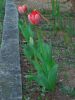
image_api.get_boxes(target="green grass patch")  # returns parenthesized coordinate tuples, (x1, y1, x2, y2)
(0, 0, 5, 46)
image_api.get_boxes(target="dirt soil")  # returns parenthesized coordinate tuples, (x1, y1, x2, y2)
(19, 17, 75, 99)
(20, 32, 75, 100)
(15, 0, 75, 99)
(14, 0, 72, 11)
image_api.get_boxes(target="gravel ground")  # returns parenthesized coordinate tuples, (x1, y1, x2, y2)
(19, 15, 75, 99)
(14, 0, 72, 11)
(15, 0, 75, 99)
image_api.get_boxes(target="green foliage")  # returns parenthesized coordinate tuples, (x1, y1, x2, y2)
(19, 20, 58, 91)
(0, 0, 5, 46)
(51, 0, 75, 36)
(0, 0, 5, 14)
(25, 39, 58, 91)
(61, 84, 75, 97)
(19, 19, 34, 42)
(51, 0, 60, 17)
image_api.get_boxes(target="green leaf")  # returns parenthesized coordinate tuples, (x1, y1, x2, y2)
(61, 84, 75, 97)
(25, 74, 36, 81)
(23, 44, 34, 60)
(18, 19, 34, 42)
(48, 64, 58, 91)
(35, 73, 49, 89)
(31, 59, 46, 75)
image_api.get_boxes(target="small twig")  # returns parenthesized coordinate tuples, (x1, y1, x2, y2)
(40, 14, 50, 24)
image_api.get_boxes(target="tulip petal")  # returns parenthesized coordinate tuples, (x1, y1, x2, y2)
(28, 14, 34, 24)
(28, 14, 35, 24)
(28, 10, 41, 25)
(31, 15, 36, 24)
(18, 6, 24, 14)
(35, 14, 41, 24)
(22, 5, 27, 12)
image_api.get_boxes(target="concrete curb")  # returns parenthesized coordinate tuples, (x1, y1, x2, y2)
(0, 0, 22, 99)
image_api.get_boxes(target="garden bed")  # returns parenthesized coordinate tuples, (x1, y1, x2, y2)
(20, 36, 75, 99)
(13, 0, 75, 99)
(18, 9, 75, 99)
(14, 0, 72, 12)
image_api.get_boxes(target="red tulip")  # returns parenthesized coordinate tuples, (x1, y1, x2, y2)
(28, 10, 41, 25)
(22, 5, 27, 12)
(18, 5, 27, 14)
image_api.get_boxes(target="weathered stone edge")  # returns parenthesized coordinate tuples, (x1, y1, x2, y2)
(0, 0, 22, 100)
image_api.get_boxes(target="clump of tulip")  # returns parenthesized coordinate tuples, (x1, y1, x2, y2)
(18, 5, 58, 92)
(18, 4, 49, 25)
(18, 5, 27, 14)
(28, 10, 41, 25)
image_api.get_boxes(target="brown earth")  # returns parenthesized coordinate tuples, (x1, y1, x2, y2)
(15, 0, 75, 99)
(14, 0, 72, 11)
(19, 18, 75, 99)
(20, 31, 75, 100)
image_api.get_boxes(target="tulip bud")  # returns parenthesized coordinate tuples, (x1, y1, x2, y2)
(22, 5, 27, 12)
(28, 10, 41, 25)
(18, 5, 27, 14)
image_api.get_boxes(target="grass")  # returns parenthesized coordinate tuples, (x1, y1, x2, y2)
(0, 0, 5, 46)
(0, 12, 4, 46)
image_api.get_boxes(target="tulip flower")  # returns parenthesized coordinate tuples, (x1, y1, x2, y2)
(28, 10, 41, 25)
(18, 5, 27, 14)
(22, 5, 27, 12)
